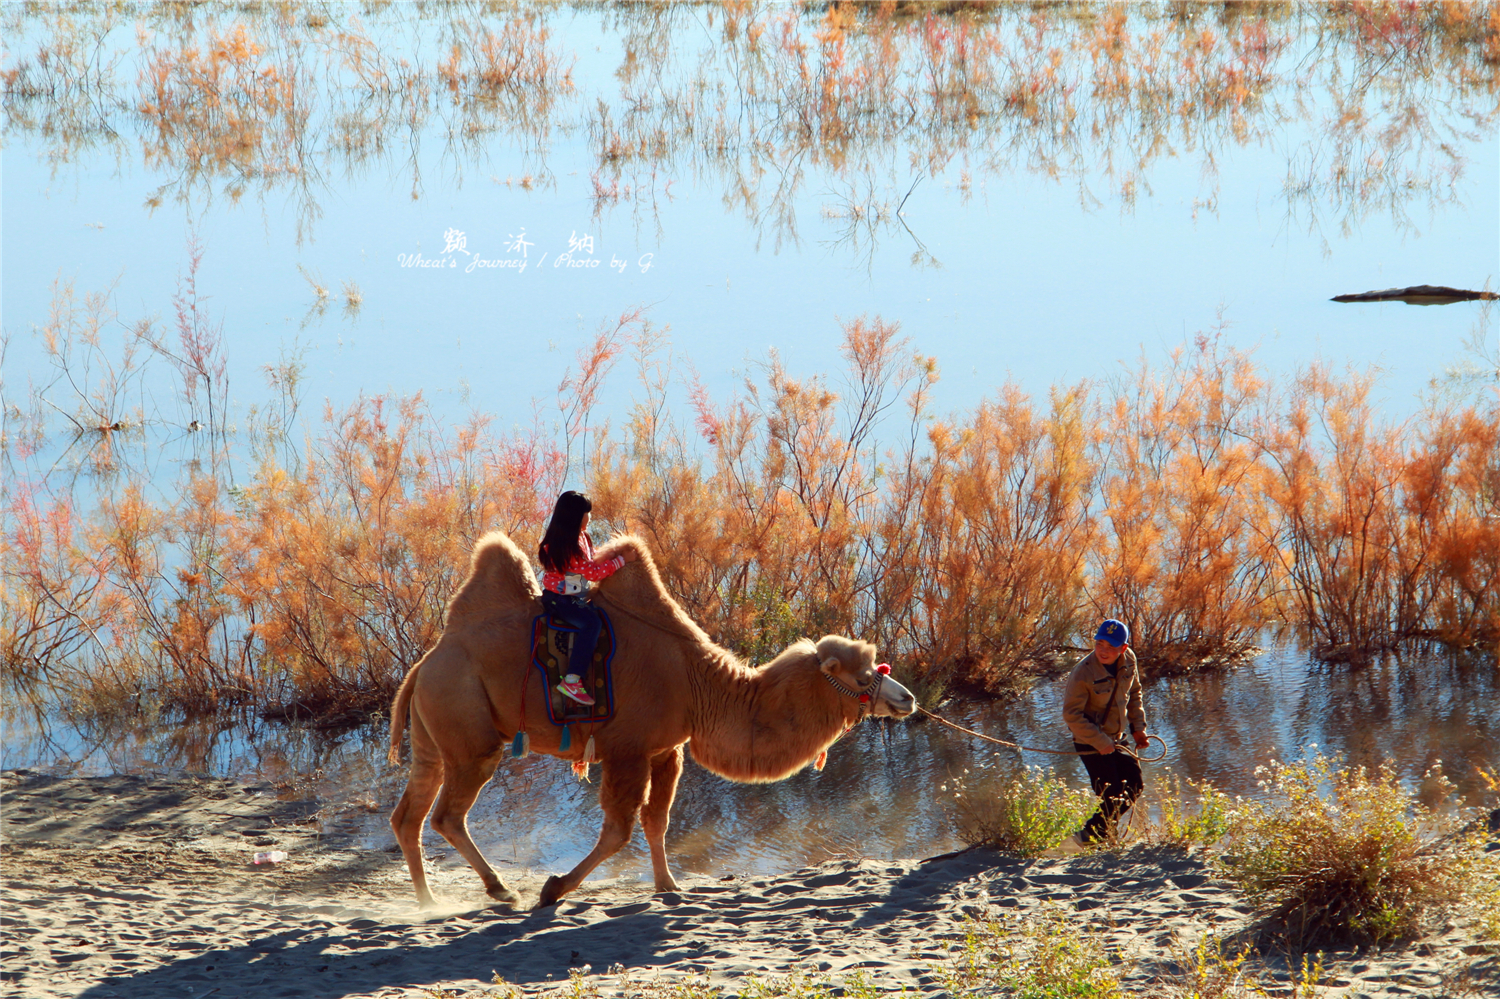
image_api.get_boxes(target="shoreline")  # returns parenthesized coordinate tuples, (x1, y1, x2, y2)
(3, 770, 1497, 998)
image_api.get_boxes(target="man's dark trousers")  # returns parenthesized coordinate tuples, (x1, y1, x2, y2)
(1073, 742, 1144, 843)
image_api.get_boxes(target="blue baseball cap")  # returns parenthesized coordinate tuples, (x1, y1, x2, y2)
(1095, 619, 1130, 647)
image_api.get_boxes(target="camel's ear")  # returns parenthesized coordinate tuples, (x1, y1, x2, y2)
(819, 656, 846, 678)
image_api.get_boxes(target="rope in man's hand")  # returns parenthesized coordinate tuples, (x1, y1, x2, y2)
(917, 705, 1168, 762)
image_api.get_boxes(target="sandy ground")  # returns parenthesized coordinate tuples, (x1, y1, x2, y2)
(2, 769, 1498, 999)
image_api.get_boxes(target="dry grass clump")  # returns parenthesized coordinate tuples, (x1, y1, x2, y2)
(1150, 935, 1324, 999)
(945, 765, 1097, 857)
(954, 767, 1237, 858)
(1218, 753, 1500, 948)
(1474, 764, 1500, 942)
(738, 969, 888, 999)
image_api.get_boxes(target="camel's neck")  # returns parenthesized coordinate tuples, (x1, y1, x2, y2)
(686, 648, 856, 783)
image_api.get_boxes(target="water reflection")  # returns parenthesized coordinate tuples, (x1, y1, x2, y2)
(4, 3, 1494, 250)
(6, 644, 1495, 881)
(0, 703, 387, 787)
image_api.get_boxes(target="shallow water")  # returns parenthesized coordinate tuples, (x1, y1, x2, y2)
(6, 643, 1496, 882)
(4, 4, 1496, 429)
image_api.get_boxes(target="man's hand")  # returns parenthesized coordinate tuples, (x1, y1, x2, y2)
(1133, 730, 1150, 749)
(1096, 742, 1115, 755)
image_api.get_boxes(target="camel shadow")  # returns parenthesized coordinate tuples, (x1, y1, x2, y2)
(74, 904, 686, 999)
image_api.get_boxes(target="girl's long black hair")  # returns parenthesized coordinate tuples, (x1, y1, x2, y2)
(538, 491, 592, 573)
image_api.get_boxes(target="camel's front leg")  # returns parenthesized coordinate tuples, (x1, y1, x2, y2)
(539, 755, 650, 907)
(640, 746, 683, 892)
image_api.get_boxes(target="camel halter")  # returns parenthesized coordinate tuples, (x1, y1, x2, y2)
(824, 662, 891, 716)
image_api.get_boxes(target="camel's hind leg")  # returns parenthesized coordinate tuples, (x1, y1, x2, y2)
(428, 754, 519, 907)
(538, 755, 651, 907)
(390, 707, 444, 909)
(640, 746, 683, 893)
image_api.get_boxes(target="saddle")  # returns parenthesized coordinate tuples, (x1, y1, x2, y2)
(529, 604, 617, 725)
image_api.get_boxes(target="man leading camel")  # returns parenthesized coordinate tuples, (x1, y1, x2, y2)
(1059, 619, 1148, 852)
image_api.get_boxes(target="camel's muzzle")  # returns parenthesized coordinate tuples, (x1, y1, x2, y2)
(875, 675, 917, 718)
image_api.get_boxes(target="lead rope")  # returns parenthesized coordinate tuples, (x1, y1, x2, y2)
(917, 705, 1168, 762)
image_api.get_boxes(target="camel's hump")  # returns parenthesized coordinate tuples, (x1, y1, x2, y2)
(454, 530, 540, 606)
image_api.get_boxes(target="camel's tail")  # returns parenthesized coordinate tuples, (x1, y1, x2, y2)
(387, 658, 423, 766)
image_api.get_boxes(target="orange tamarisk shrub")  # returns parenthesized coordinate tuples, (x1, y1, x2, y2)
(1256, 365, 1431, 662)
(592, 316, 931, 664)
(1, 268, 579, 721)
(437, 14, 575, 134)
(1385, 407, 1461, 641)
(595, 355, 768, 654)
(219, 394, 563, 718)
(152, 474, 250, 711)
(137, 22, 313, 221)
(80, 483, 182, 709)
(1399, 402, 1500, 651)
(1088, 336, 1274, 671)
(594, 316, 1092, 691)
(887, 383, 1096, 691)
(1, 488, 115, 697)
(558, 309, 643, 482)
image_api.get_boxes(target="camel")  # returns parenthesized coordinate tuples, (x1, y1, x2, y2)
(387, 530, 916, 909)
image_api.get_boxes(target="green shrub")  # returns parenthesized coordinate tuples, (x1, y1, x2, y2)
(947, 765, 1098, 857)
(1146, 773, 1237, 850)
(943, 907, 1122, 999)
(1219, 752, 1499, 948)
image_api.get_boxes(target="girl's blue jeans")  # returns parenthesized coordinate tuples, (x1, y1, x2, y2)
(541, 591, 602, 680)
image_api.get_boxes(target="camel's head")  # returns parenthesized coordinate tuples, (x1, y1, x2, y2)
(815, 635, 916, 720)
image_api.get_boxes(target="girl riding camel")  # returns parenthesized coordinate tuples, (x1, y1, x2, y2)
(537, 491, 636, 705)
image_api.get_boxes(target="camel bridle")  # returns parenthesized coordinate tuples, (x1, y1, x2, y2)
(823, 662, 891, 715)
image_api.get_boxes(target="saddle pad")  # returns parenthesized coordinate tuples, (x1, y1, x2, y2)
(529, 606, 617, 725)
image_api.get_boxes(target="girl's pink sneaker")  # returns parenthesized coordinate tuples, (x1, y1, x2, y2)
(556, 674, 595, 706)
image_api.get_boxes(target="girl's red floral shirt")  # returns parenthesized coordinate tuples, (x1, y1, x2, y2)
(541, 533, 624, 594)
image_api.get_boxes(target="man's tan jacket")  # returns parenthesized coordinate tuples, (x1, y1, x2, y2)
(1062, 649, 1146, 754)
